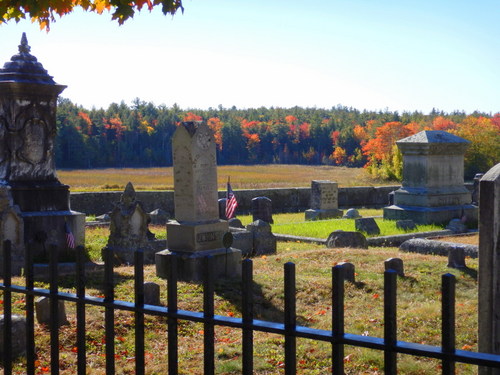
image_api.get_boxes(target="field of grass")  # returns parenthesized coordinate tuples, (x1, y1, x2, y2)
(57, 165, 389, 191)
(4, 239, 480, 374)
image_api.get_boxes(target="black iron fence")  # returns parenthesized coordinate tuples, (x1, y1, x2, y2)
(2, 239, 500, 374)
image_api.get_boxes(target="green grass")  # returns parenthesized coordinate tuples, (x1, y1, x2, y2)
(236, 210, 444, 239)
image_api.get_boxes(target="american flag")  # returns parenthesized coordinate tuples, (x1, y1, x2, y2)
(225, 182, 238, 219)
(65, 222, 76, 249)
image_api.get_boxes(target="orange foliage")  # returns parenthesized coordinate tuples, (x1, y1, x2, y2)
(285, 115, 298, 124)
(183, 112, 203, 122)
(207, 117, 223, 150)
(331, 130, 340, 146)
(432, 116, 457, 131)
(362, 121, 416, 162)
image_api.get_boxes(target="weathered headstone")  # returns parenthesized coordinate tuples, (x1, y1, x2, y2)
(252, 197, 273, 224)
(384, 130, 478, 225)
(396, 219, 416, 231)
(478, 163, 500, 373)
(343, 208, 361, 219)
(305, 180, 343, 220)
(355, 218, 380, 236)
(326, 230, 367, 249)
(155, 122, 241, 282)
(143, 282, 161, 305)
(0, 315, 27, 359)
(228, 217, 244, 229)
(35, 296, 69, 327)
(337, 261, 356, 282)
(447, 247, 466, 269)
(106, 182, 157, 264)
(0, 34, 85, 265)
(218, 198, 228, 220)
(246, 219, 277, 256)
(385, 258, 404, 276)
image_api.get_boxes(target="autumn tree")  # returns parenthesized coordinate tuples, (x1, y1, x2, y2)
(0, 0, 183, 30)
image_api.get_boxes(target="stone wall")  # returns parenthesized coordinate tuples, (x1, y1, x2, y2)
(70, 186, 400, 216)
(70, 184, 474, 216)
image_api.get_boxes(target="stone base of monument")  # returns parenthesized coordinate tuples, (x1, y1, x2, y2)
(383, 204, 478, 225)
(155, 247, 242, 282)
(104, 242, 165, 265)
(304, 208, 343, 221)
(22, 210, 85, 263)
(32, 262, 104, 282)
(166, 220, 230, 252)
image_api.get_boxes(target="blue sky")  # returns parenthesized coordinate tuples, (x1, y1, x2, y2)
(1, 0, 499, 114)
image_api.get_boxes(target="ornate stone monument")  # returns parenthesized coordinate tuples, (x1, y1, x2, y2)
(106, 182, 157, 264)
(0, 34, 84, 264)
(155, 122, 241, 282)
(305, 180, 343, 221)
(383, 130, 478, 225)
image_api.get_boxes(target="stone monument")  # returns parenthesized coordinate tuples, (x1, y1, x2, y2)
(0, 186, 24, 275)
(384, 130, 478, 225)
(106, 182, 157, 264)
(305, 180, 343, 220)
(0, 34, 84, 265)
(478, 163, 500, 374)
(156, 122, 241, 282)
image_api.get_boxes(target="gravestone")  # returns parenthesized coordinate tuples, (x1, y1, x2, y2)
(156, 122, 241, 282)
(252, 197, 273, 224)
(355, 218, 380, 236)
(106, 182, 157, 264)
(446, 218, 468, 234)
(149, 208, 169, 225)
(447, 247, 466, 269)
(0, 34, 84, 266)
(246, 219, 277, 256)
(472, 173, 484, 205)
(326, 230, 367, 249)
(0, 315, 27, 359)
(384, 130, 478, 225)
(478, 163, 500, 374)
(343, 208, 361, 219)
(35, 296, 69, 327)
(305, 180, 343, 220)
(396, 219, 416, 231)
(218, 198, 228, 220)
(143, 282, 161, 305)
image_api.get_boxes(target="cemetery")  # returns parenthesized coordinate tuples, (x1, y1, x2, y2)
(0, 34, 499, 375)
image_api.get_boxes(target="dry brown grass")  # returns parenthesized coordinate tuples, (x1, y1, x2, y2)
(433, 234, 479, 246)
(57, 165, 388, 191)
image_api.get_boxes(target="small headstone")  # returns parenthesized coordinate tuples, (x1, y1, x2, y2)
(447, 247, 466, 268)
(446, 218, 468, 234)
(228, 217, 244, 229)
(385, 258, 404, 276)
(326, 230, 368, 249)
(396, 219, 416, 231)
(231, 230, 254, 257)
(35, 296, 69, 327)
(143, 282, 161, 305)
(96, 213, 111, 222)
(252, 197, 273, 224)
(149, 208, 169, 225)
(337, 262, 356, 282)
(355, 218, 380, 236)
(343, 208, 361, 219)
(305, 180, 343, 220)
(218, 198, 228, 220)
(246, 219, 276, 255)
(0, 314, 27, 359)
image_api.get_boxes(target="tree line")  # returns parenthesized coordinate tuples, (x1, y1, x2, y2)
(55, 98, 500, 180)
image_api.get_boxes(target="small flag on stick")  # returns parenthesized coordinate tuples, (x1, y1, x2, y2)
(225, 178, 238, 219)
(65, 222, 76, 249)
